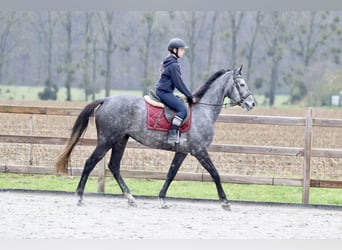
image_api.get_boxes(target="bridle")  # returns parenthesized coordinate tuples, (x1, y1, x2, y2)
(231, 75, 253, 106)
(196, 74, 252, 108)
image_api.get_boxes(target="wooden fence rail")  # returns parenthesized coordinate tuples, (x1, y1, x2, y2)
(1, 104, 342, 204)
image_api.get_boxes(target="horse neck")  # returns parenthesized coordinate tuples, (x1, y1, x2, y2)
(198, 73, 233, 121)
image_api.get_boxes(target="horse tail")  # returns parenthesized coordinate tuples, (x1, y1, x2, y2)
(55, 98, 105, 174)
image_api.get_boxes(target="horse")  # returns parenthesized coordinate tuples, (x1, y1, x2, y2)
(55, 65, 256, 210)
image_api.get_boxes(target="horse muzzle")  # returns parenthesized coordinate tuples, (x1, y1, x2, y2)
(240, 94, 256, 111)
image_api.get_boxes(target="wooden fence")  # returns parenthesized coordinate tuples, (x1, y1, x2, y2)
(0, 104, 342, 204)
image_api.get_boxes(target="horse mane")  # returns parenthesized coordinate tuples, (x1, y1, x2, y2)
(193, 69, 227, 99)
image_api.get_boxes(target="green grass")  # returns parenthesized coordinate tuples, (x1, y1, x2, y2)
(0, 85, 292, 108)
(0, 85, 143, 101)
(0, 173, 340, 206)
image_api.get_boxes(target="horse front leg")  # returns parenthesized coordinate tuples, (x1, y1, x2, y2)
(159, 152, 187, 209)
(193, 149, 231, 211)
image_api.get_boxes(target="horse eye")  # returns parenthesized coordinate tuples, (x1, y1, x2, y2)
(239, 83, 245, 87)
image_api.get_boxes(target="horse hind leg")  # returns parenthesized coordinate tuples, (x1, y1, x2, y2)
(76, 144, 110, 205)
(107, 137, 137, 207)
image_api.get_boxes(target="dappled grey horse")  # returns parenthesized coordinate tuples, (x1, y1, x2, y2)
(55, 65, 256, 210)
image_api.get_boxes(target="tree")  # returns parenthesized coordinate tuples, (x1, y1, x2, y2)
(243, 11, 263, 84)
(96, 11, 117, 97)
(319, 70, 342, 106)
(140, 11, 155, 95)
(260, 11, 291, 106)
(220, 11, 245, 69)
(60, 11, 74, 101)
(228, 11, 244, 68)
(37, 11, 59, 100)
(81, 12, 98, 101)
(206, 11, 219, 75)
(2, 10, 342, 106)
(0, 12, 16, 84)
(179, 11, 207, 90)
(288, 11, 342, 105)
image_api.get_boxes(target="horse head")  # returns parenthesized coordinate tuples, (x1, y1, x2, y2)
(228, 65, 256, 111)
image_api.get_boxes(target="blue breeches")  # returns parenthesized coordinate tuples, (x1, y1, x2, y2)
(156, 89, 187, 120)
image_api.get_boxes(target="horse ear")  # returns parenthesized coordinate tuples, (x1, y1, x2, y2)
(238, 64, 243, 75)
(233, 65, 243, 75)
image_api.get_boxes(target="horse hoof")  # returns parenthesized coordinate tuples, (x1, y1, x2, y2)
(221, 201, 231, 211)
(125, 193, 137, 207)
(77, 199, 83, 206)
(128, 199, 138, 207)
(159, 203, 169, 209)
(158, 198, 169, 209)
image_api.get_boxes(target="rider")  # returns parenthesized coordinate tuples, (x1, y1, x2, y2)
(156, 38, 197, 144)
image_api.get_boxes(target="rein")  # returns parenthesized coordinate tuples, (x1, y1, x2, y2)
(196, 101, 236, 108)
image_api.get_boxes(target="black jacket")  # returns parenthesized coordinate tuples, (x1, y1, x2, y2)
(156, 55, 193, 99)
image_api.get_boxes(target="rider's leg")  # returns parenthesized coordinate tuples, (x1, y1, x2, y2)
(168, 115, 183, 143)
(168, 103, 187, 143)
(156, 90, 187, 143)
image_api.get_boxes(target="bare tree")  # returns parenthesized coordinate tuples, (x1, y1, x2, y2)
(244, 11, 263, 83)
(96, 11, 117, 97)
(179, 11, 207, 90)
(288, 11, 342, 105)
(82, 12, 98, 101)
(90, 33, 99, 101)
(1, 10, 341, 106)
(0, 12, 16, 84)
(260, 11, 291, 106)
(207, 11, 219, 73)
(37, 11, 59, 100)
(84, 12, 100, 101)
(222, 11, 244, 68)
(61, 11, 74, 101)
(141, 11, 155, 95)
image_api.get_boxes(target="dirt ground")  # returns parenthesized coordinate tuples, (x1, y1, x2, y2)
(0, 190, 341, 239)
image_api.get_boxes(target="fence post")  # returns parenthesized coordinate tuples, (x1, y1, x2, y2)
(29, 114, 34, 165)
(302, 107, 313, 204)
(97, 154, 106, 193)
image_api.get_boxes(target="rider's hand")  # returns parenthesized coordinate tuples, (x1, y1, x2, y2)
(188, 97, 197, 104)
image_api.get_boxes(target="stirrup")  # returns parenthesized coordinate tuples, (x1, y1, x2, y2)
(167, 129, 180, 144)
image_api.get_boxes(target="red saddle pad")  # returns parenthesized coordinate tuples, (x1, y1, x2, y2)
(145, 101, 192, 132)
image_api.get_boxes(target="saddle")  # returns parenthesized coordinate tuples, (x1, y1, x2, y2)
(144, 89, 192, 132)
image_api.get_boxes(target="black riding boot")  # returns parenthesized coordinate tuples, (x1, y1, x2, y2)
(168, 116, 183, 144)
(167, 128, 179, 143)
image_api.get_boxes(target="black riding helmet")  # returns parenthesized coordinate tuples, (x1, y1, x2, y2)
(167, 38, 189, 58)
